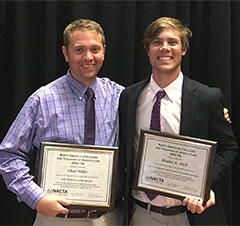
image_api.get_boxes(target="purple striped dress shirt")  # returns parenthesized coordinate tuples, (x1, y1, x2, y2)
(0, 70, 124, 209)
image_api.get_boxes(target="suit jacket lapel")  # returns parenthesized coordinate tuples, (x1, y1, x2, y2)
(180, 76, 198, 136)
(126, 76, 198, 137)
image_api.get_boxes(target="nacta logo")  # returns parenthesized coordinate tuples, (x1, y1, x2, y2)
(145, 175, 164, 183)
(47, 188, 68, 194)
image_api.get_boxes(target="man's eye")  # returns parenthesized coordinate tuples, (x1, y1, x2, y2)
(76, 48, 83, 53)
(92, 47, 101, 53)
(169, 41, 177, 45)
(152, 41, 161, 45)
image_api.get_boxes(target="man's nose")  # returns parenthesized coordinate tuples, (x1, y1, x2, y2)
(161, 42, 170, 50)
(83, 51, 94, 60)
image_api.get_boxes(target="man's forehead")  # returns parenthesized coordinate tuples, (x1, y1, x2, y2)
(69, 30, 102, 42)
(154, 28, 181, 38)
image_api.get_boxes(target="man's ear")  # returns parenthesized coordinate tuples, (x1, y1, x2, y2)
(62, 45, 69, 63)
(146, 48, 150, 56)
(103, 45, 106, 60)
(182, 48, 187, 56)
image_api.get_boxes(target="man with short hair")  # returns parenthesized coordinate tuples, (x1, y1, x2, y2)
(0, 18, 124, 226)
(118, 17, 238, 226)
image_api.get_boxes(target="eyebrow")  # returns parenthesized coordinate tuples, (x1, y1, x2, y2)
(73, 44, 102, 48)
(153, 37, 180, 41)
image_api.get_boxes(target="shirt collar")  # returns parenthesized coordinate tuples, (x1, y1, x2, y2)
(150, 72, 183, 102)
(66, 69, 97, 98)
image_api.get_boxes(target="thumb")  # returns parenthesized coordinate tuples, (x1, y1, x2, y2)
(58, 199, 72, 207)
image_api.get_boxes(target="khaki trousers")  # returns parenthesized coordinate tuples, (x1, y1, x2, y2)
(33, 208, 123, 226)
(130, 203, 190, 226)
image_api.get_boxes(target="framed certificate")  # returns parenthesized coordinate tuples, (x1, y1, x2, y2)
(134, 129, 217, 204)
(38, 142, 118, 211)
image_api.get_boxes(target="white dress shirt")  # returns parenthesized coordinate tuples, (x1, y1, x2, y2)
(132, 72, 183, 207)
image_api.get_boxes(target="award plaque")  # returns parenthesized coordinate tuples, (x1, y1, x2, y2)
(38, 142, 118, 210)
(134, 129, 217, 204)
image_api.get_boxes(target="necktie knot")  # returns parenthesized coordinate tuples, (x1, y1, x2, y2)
(86, 87, 95, 99)
(156, 90, 166, 101)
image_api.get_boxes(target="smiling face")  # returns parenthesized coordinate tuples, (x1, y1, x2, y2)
(148, 28, 187, 85)
(62, 29, 106, 86)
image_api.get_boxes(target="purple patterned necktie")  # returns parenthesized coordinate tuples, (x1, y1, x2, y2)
(83, 87, 95, 145)
(145, 90, 166, 201)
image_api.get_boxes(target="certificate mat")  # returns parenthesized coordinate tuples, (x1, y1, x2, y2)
(134, 130, 217, 204)
(38, 142, 118, 210)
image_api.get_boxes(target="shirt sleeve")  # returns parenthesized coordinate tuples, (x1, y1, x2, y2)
(0, 95, 46, 209)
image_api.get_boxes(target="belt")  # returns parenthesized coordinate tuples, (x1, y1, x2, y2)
(134, 199, 186, 216)
(57, 209, 107, 218)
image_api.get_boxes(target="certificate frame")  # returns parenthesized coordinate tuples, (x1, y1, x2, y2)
(134, 129, 217, 204)
(38, 142, 118, 211)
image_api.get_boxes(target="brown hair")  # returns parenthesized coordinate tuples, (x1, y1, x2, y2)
(143, 17, 192, 51)
(63, 19, 106, 47)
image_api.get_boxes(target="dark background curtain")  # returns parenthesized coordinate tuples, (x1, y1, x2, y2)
(0, 0, 240, 225)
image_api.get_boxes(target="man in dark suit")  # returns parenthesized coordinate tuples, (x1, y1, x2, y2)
(118, 17, 238, 225)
